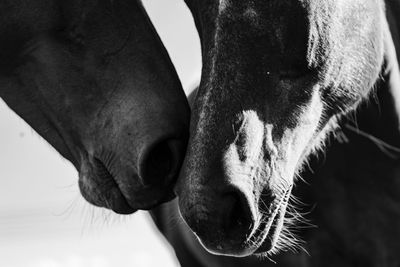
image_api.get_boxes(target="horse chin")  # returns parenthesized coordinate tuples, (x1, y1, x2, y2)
(78, 176, 137, 215)
(78, 158, 136, 214)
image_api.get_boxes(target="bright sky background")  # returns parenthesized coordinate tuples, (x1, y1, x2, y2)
(0, 1, 201, 266)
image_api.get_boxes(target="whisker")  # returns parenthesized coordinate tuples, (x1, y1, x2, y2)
(345, 124, 400, 158)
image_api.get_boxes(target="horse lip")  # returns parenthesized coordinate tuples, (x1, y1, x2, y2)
(238, 187, 292, 255)
(110, 175, 176, 212)
(107, 188, 138, 214)
(253, 187, 292, 254)
(78, 173, 137, 214)
(253, 202, 284, 253)
(239, 206, 282, 255)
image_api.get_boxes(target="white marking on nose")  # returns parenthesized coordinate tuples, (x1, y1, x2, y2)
(243, 7, 259, 21)
(264, 124, 278, 158)
(219, 0, 229, 13)
(240, 111, 264, 163)
(223, 111, 276, 195)
(225, 110, 266, 171)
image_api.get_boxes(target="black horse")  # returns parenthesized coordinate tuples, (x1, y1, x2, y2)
(0, 0, 190, 214)
(152, 0, 400, 266)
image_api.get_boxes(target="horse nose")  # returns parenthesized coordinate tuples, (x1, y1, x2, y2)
(139, 138, 186, 187)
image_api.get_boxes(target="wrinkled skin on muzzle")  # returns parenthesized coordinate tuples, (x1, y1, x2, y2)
(177, 0, 386, 256)
(0, 0, 190, 214)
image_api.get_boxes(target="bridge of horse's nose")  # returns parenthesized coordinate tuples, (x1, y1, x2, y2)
(139, 137, 186, 187)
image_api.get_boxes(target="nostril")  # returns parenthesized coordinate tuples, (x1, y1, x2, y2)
(139, 138, 185, 187)
(221, 190, 254, 237)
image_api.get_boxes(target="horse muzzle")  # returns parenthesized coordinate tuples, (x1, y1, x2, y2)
(78, 133, 187, 214)
(177, 166, 293, 256)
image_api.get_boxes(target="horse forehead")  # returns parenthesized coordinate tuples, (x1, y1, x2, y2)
(215, 0, 310, 46)
(218, 0, 306, 18)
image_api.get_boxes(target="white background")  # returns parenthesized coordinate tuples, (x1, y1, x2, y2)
(0, 1, 201, 266)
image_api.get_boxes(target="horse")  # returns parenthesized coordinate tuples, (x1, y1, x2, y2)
(151, 0, 400, 266)
(0, 0, 190, 215)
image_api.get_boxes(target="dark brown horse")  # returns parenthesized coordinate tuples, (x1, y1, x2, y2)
(0, 0, 190, 214)
(152, 0, 400, 266)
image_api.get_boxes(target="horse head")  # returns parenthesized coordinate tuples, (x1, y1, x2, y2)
(177, 0, 387, 256)
(0, 0, 190, 214)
